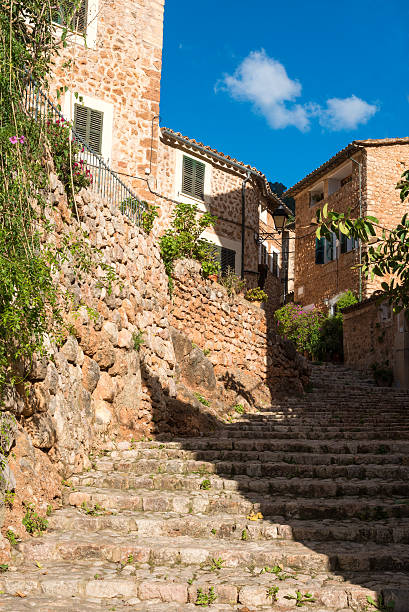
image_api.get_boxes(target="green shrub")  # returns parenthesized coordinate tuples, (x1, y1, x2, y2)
(335, 290, 358, 313)
(316, 315, 343, 361)
(245, 287, 268, 302)
(159, 202, 220, 292)
(274, 303, 324, 358)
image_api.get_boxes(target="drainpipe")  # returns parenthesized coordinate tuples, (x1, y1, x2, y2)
(350, 157, 362, 302)
(241, 172, 251, 279)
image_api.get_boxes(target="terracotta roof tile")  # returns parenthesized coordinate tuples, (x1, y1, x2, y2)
(161, 127, 289, 212)
(285, 137, 409, 197)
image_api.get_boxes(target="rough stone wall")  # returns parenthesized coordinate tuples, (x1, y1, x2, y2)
(169, 260, 310, 398)
(51, 0, 165, 202)
(343, 300, 395, 371)
(157, 137, 269, 289)
(294, 159, 362, 308)
(0, 170, 176, 549)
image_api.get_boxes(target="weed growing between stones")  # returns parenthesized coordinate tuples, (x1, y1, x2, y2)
(200, 479, 211, 490)
(0, 564, 8, 572)
(261, 564, 292, 580)
(5, 529, 18, 546)
(233, 404, 245, 414)
(266, 585, 279, 603)
(241, 528, 248, 541)
(22, 503, 48, 535)
(81, 502, 104, 516)
(209, 557, 224, 571)
(132, 330, 144, 352)
(195, 586, 217, 606)
(366, 595, 395, 611)
(194, 393, 210, 407)
(3, 489, 15, 509)
(284, 590, 316, 607)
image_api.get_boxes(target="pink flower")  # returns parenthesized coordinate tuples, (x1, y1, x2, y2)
(19, 136, 25, 144)
(9, 136, 18, 144)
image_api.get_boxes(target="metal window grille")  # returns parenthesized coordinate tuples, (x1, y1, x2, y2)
(53, 0, 88, 33)
(23, 77, 146, 225)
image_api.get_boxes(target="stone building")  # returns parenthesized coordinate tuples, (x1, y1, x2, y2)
(51, 0, 165, 202)
(285, 138, 409, 310)
(157, 128, 289, 298)
(49, 1, 289, 306)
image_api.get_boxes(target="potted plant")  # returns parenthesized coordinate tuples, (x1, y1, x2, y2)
(244, 287, 268, 307)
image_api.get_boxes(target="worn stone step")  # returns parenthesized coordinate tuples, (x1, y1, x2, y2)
(3, 560, 404, 610)
(63, 486, 409, 520)
(48, 507, 409, 546)
(95, 448, 409, 467)
(73, 469, 409, 499)
(13, 531, 409, 573)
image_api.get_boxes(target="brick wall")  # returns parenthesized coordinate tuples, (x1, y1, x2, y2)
(169, 260, 310, 396)
(51, 0, 165, 202)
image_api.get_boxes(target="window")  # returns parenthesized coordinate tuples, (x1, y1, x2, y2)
(315, 233, 336, 265)
(272, 251, 279, 277)
(310, 191, 324, 206)
(53, 0, 88, 33)
(74, 103, 103, 154)
(340, 233, 358, 254)
(214, 245, 236, 276)
(182, 156, 205, 200)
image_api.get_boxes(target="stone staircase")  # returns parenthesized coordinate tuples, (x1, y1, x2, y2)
(2, 363, 409, 611)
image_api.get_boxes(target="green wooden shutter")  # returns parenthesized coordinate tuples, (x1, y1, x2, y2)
(315, 237, 324, 264)
(182, 156, 205, 200)
(74, 104, 103, 155)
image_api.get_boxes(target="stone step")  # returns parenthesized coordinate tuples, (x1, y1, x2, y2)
(13, 531, 409, 573)
(95, 448, 409, 467)
(220, 428, 409, 440)
(73, 469, 409, 499)
(63, 486, 409, 520)
(48, 507, 409, 546)
(2, 560, 404, 610)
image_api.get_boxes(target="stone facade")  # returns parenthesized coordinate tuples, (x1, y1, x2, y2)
(170, 260, 310, 399)
(287, 139, 409, 309)
(157, 129, 286, 300)
(343, 298, 409, 388)
(51, 0, 165, 202)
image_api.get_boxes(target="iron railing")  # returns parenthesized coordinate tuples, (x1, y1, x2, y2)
(23, 78, 146, 225)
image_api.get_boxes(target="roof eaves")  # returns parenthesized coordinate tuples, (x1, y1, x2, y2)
(161, 127, 291, 215)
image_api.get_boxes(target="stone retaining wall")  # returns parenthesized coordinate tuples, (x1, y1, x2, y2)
(170, 260, 309, 398)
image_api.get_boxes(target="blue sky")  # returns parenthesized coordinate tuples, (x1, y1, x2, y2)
(160, 0, 408, 189)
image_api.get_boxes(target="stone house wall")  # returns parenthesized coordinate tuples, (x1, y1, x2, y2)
(51, 0, 165, 203)
(157, 134, 286, 303)
(343, 299, 409, 388)
(169, 260, 310, 398)
(294, 158, 363, 309)
(293, 142, 409, 310)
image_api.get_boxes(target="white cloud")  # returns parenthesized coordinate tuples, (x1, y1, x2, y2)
(219, 50, 310, 131)
(218, 51, 378, 132)
(318, 95, 379, 130)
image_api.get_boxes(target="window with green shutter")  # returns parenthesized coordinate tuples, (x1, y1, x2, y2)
(74, 104, 103, 155)
(182, 156, 205, 200)
(214, 245, 236, 276)
(53, 0, 88, 33)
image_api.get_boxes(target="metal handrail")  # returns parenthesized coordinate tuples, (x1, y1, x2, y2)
(23, 78, 146, 225)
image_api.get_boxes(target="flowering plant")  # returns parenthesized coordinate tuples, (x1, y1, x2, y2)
(46, 117, 92, 203)
(274, 303, 324, 358)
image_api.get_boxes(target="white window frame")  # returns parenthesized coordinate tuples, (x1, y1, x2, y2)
(63, 91, 113, 163)
(174, 149, 212, 212)
(53, 0, 99, 50)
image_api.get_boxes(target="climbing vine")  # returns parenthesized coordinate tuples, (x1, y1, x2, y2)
(0, 1, 116, 392)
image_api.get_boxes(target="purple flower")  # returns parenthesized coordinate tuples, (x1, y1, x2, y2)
(9, 136, 18, 144)
(19, 136, 25, 144)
